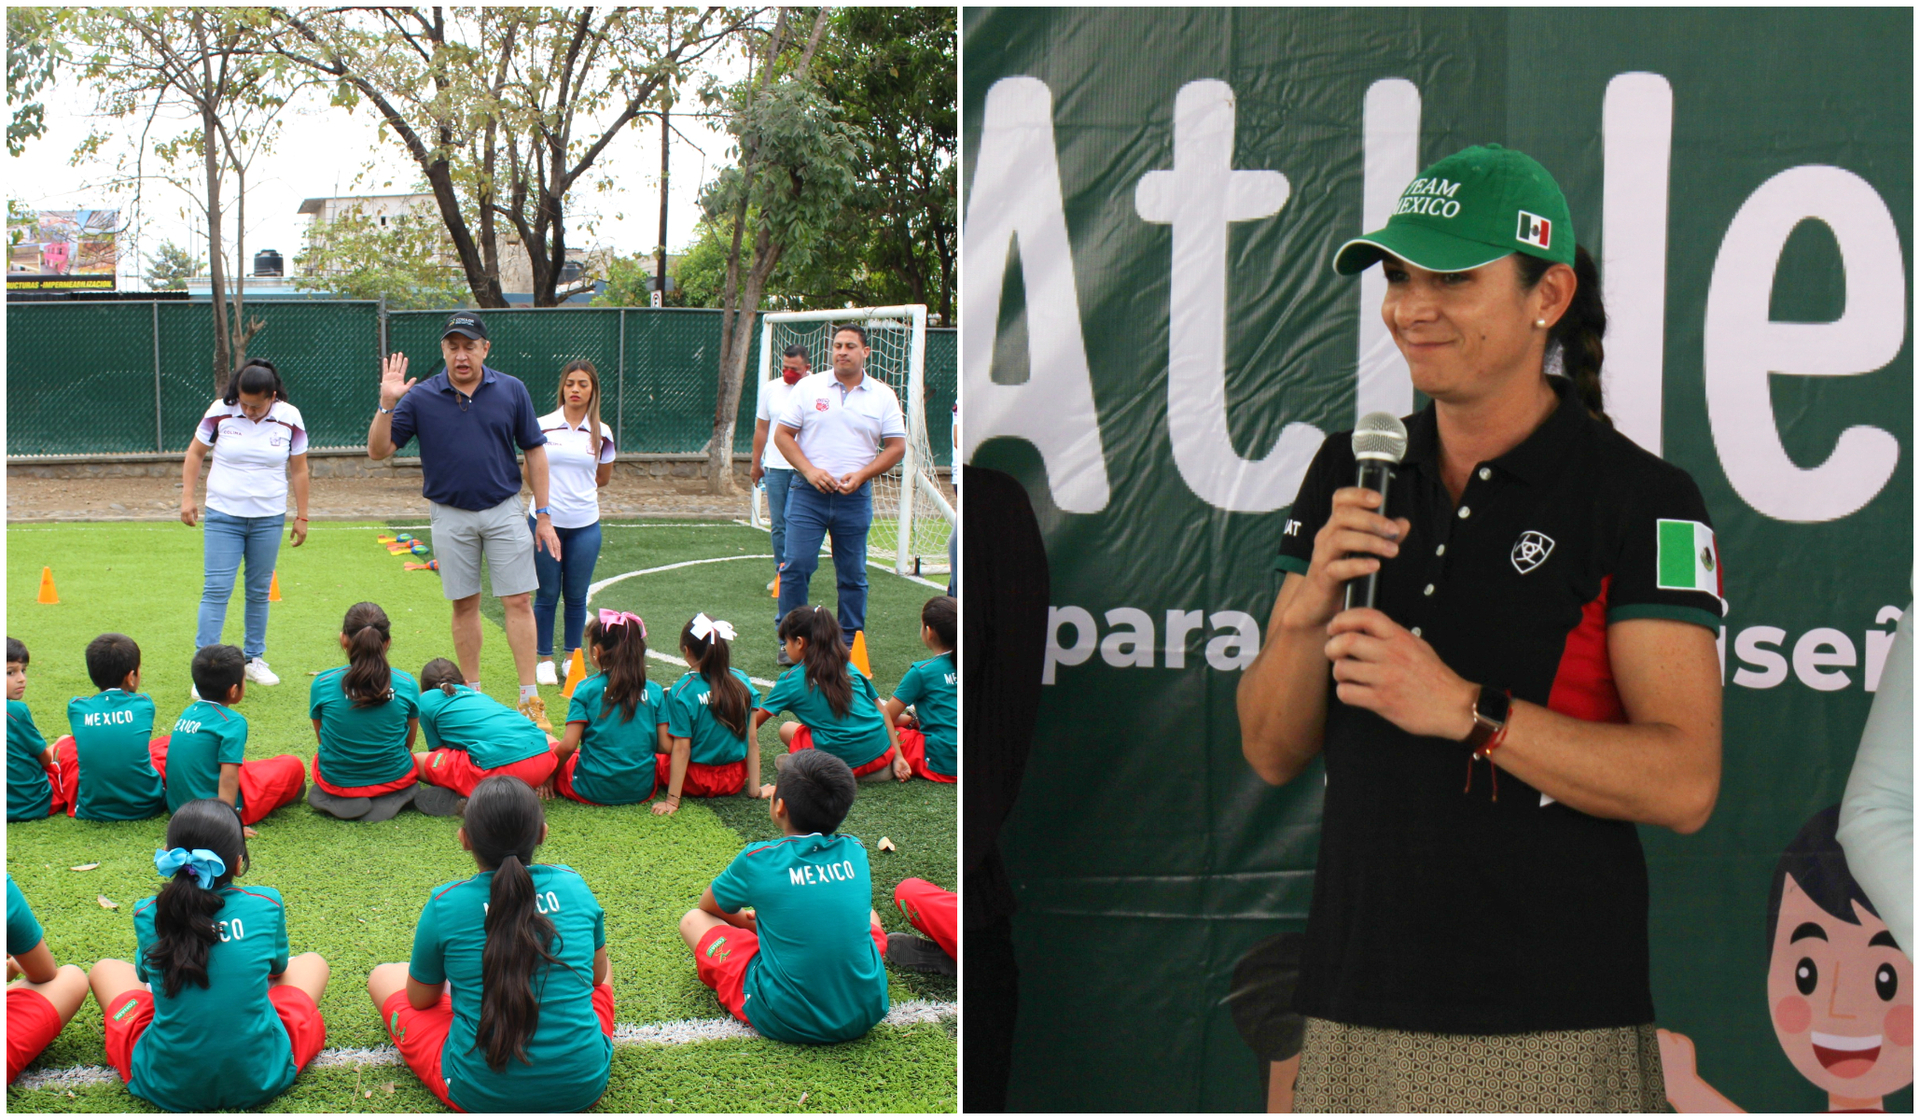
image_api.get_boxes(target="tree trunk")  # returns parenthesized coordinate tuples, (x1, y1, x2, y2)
(202, 98, 230, 392)
(706, 224, 785, 494)
(656, 93, 669, 305)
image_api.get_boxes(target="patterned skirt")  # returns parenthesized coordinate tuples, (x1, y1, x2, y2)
(1292, 1017, 1666, 1113)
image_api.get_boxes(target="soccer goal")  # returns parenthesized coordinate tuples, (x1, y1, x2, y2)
(750, 305, 953, 576)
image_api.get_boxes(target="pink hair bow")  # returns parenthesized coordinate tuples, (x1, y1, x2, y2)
(598, 608, 646, 639)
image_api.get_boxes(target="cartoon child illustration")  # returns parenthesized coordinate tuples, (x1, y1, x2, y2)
(1661, 805, 1914, 1112)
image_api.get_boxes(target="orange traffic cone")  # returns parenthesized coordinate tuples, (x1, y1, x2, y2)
(561, 648, 587, 697)
(771, 572, 780, 599)
(849, 630, 872, 678)
(36, 567, 58, 604)
(268, 571, 282, 602)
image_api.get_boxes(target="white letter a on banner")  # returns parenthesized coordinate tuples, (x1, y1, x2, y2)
(962, 76, 1110, 514)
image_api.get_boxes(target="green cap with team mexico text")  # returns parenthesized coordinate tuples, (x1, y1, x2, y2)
(1332, 144, 1575, 275)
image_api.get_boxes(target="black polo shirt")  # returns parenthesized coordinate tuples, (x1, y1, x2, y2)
(388, 366, 546, 511)
(1273, 375, 1724, 1035)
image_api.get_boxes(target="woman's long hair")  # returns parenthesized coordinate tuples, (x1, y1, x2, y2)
(221, 358, 290, 405)
(419, 657, 463, 696)
(585, 616, 647, 723)
(145, 800, 247, 999)
(1515, 245, 1609, 426)
(777, 606, 852, 719)
(680, 617, 749, 739)
(466, 776, 566, 1072)
(556, 360, 604, 459)
(341, 602, 394, 707)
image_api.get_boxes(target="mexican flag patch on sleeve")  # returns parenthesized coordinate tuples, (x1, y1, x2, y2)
(1656, 519, 1721, 596)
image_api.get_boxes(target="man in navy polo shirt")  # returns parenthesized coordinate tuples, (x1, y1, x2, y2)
(367, 312, 562, 729)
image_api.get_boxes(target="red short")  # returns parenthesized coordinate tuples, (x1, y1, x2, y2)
(7, 987, 62, 1083)
(895, 730, 956, 783)
(381, 984, 614, 1111)
(148, 739, 305, 825)
(893, 878, 958, 959)
(55, 735, 168, 818)
(311, 753, 419, 798)
(788, 727, 896, 778)
(102, 985, 325, 1086)
(695, 920, 888, 1025)
(420, 746, 557, 797)
(656, 753, 748, 798)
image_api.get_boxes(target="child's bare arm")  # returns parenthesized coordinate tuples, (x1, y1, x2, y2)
(12, 939, 58, 985)
(404, 718, 419, 751)
(652, 737, 691, 815)
(216, 763, 241, 808)
(698, 885, 757, 931)
(37, 745, 54, 767)
(745, 735, 762, 798)
(592, 945, 611, 987)
(311, 719, 324, 743)
(881, 696, 909, 724)
(554, 721, 586, 761)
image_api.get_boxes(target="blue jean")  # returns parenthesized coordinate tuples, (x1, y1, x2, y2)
(530, 518, 603, 657)
(196, 510, 284, 659)
(764, 467, 796, 584)
(778, 479, 872, 639)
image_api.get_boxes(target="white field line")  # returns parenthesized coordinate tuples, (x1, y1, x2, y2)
(646, 647, 776, 690)
(5, 523, 763, 533)
(8, 1000, 957, 1091)
(735, 520, 948, 590)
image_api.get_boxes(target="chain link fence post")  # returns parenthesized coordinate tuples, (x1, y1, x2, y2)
(152, 301, 164, 452)
(616, 306, 627, 448)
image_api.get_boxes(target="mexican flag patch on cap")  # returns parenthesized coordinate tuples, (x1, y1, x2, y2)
(1656, 519, 1721, 597)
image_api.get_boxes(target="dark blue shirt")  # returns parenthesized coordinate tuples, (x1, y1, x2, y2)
(388, 366, 546, 510)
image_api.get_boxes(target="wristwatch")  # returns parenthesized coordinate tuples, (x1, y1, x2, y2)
(1462, 685, 1511, 753)
(534, 506, 552, 517)
(377, 405, 395, 415)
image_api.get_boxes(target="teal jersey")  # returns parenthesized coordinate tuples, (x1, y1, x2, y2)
(67, 690, 164, 820)
(666, 669, 759, 766)
(163, 700, 249, 815)
(711, 833, 888, 1043)
(417, 684, 549, 769)
(565, 674, 666, 804)
(309, 667, 419, 787)
(893, 653, 958, 777)
(758, 663, 890, 769)
(8, 698, 51, 820)
(127, 883, 296, 1112)
(7, 875, 43, 955)
(408, 864, 611, 1112)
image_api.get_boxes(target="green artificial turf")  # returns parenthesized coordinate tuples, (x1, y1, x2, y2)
(5, 520, 955, 1112)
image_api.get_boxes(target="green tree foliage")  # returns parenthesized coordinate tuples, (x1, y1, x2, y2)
(143, 239, 197, 290)
(7, 8, 65, 157)
(591, 251, 687, 308)
(292, 204, 468, 309)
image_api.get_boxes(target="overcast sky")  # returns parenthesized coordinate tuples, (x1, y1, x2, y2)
(9, 42, 747, 290)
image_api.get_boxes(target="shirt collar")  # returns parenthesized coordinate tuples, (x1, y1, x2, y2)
(1400, 375, 1585, 487)
(436, 366, 498, 393)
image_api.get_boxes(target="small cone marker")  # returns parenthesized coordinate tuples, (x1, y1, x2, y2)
(561, 648, 587, 697)
(849, 630, 872, 678)
(268, 571, 282, 602)
(37, 567, 58, 604)
(771, 572, 780, 599)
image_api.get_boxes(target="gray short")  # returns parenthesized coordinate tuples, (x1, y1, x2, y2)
(428, 495, 539, 600)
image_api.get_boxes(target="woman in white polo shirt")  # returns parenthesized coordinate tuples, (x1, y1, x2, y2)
(180, 359, 311, 687)
(530, 360, 616, 686)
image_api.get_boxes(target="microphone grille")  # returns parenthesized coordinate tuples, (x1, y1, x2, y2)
(1352, 412, 1409, 463)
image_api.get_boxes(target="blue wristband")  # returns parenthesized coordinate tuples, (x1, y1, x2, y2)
(534, 506, 551, 516)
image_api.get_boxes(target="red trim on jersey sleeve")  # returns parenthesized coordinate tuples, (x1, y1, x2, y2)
(741, 836, 810, 860)
(229, 887, 283, 908)
(1546, 575, 1627, 724)
(429, 881, 466, 903)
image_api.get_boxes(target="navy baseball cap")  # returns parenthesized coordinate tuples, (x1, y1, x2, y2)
(442, 312, 488, 341)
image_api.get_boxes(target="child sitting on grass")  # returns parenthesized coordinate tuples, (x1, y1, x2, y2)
(7, 874, 89, 1084)
(7, 637, 67, 821)
(370, 776, 615, 1112)
(61, 632, 167, 821)
(88, 799, 331, 1112)
(884, 596, 957, 783)
(760, 606, 908, 783)
(308, 602, 421, 822)
(547, 611, 668, 806)
(157, 645, 306, 836)
(655, 613, 762, 815)
(679, 748, 890, 1043)
(415, 657, 558, 810)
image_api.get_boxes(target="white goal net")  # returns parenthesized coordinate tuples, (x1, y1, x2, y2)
(750, 305, 953, 576)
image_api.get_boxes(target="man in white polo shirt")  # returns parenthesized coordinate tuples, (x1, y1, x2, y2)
(752, 344, 811, 601)
(772, 325, 906, 659)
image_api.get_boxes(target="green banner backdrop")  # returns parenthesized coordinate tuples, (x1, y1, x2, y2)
(964, 8, 1911, 1112)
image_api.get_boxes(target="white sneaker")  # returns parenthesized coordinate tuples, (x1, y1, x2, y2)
(244, 659, 281, 686)
(535, 660, 559, 686)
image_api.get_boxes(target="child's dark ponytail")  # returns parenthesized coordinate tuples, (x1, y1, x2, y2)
(145, 800, 246, 999)
(681, 615, 749, 738)
(586, 613, 648, 723)
(465, 776, 565, 1073)
(419, 657, 463, 697)
(341, 602, 393, 707)
(922, 595, 956, 657)
(778, 606, 852, 719)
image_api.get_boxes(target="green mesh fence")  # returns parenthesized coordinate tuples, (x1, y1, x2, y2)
(6, 302, 954, 460)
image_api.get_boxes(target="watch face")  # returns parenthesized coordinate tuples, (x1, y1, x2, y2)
(1479, 687, 1511, 725)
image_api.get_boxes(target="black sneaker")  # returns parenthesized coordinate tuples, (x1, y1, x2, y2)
(414, 786, 464, 818)
(776, 644, 793, 667)
(361, 786, 418, 823)
(887, 933, 955, 976)
(308, 784, 371, 820)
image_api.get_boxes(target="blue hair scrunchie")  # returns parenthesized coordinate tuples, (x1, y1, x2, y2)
(153, 847, 226, 890)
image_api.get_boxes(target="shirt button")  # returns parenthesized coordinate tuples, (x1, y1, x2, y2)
(1435, 544, 1446, 557)
(1457, 506, 1471, 519)
(1410, 626, 1423, 638)
(1478, 467, 1492, 481)
(1423, 583, 1435, 596)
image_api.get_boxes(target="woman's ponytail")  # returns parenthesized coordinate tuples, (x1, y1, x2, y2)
(1518, 245, 1609, 426)
(586, 614, 648, 723)
(145, 800, 246, 999)
(341, 602, 394, 707)
(681, 616, 749, 738)
(465, 776, 565, 1073)
(778, 606, 852, 719)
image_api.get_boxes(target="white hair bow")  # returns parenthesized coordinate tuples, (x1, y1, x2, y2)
(690, 613, 736, 643)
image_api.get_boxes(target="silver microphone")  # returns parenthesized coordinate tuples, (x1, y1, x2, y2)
(1346, 412, 1409, 611)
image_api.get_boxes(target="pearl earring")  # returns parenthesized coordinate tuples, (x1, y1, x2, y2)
(1535, 319, 1548, 328)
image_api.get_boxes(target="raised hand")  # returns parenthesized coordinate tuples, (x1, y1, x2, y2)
(379, 352, 415, 409)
